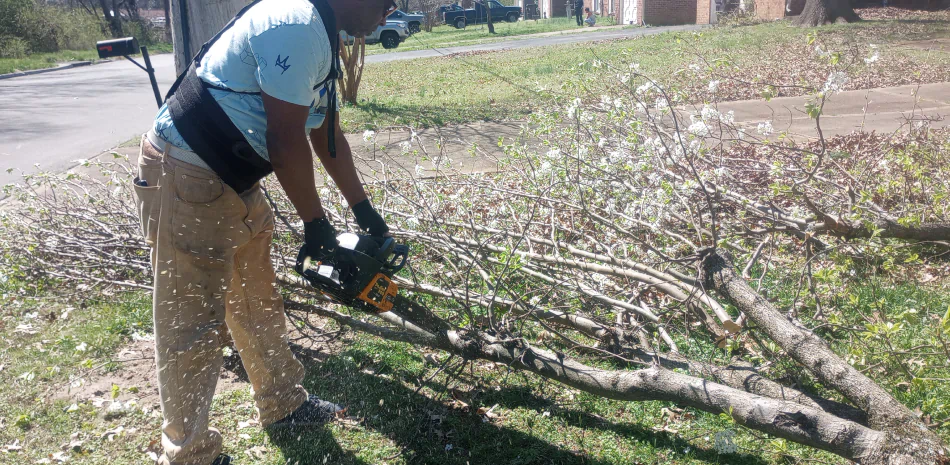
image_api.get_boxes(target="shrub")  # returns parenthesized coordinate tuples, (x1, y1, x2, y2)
(0, 0, 112, 55)
(0, 35, 29, 58)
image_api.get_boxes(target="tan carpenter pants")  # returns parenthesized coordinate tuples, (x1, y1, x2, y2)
(134, 137, 308, 465)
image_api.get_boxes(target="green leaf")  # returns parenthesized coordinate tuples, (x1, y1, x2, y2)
(805, 102, 822, 119)
(941, 305, 950, 334)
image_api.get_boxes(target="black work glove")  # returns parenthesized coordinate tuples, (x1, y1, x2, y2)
(352, 199, 389, 237)
(303, 216, 339, 261)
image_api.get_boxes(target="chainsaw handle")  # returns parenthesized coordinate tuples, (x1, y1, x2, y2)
(387, 244, 409, 273)
(374, 237, 395, 261)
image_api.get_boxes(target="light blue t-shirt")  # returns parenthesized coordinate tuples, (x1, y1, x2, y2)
(153, 0, 336, 161)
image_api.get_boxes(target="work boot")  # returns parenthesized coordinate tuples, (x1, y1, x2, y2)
(211, 454, 232, 465)
(268, 395, 346, 429)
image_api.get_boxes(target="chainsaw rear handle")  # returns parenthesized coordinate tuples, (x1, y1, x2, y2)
(387, 244, 409, 274)
(374, 237, 395, 262)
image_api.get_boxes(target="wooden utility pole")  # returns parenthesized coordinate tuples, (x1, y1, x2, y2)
(169, 0, 247, 75)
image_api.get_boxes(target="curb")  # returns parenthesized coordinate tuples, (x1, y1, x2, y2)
(0, 61, 94, 81)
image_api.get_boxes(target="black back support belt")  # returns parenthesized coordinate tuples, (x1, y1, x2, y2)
(164, 0, 341, 194)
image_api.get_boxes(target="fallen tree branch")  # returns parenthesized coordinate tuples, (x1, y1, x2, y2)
(699, 248, 946, 461)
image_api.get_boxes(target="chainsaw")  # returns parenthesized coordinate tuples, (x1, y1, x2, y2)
(295, 233, 409, 313)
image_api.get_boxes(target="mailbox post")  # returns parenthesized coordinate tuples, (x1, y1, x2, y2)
(96, 37, 163, 109)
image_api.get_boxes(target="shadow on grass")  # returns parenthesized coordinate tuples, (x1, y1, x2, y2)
(241, 342, 771, 465)
(266, 423, 371, 465)
(487, 388, 774, 465)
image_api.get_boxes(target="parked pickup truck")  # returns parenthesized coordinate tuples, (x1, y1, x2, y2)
(387, 9, 425, 34)
(444, 1, 522, 29)
(341, 20, 410, 49)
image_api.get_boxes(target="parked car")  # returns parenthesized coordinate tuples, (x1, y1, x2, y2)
(443, 0, 522, 29)
(387, 9, 424, 34)
(341, 20, 410, 49)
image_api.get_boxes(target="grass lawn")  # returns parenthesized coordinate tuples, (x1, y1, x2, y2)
(365, 16, 620, 55)
(0, 42, 173, 76)
(340, 13, 950, 131)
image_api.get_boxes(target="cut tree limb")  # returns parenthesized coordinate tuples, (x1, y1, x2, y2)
(294, 298, 900, 463)
(699, 248, 947, 464)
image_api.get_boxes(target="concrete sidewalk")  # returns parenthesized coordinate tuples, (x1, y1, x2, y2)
(343, 82, 950, 177)
(718, 82, 950, 139)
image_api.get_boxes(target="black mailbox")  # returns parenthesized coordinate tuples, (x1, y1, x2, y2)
(96, 37, 140, 59)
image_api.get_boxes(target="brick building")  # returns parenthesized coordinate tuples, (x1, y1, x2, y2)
(753, 0, 805, 19)
(518, 0, 715, 25)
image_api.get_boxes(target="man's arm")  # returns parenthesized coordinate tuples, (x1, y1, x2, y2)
(309, 115, 367, 208)
(310, 115, 390, 237)
(262, 91, 324, 222)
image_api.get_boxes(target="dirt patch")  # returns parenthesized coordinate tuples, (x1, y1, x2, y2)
(51, 339, 249, 410)
(50, 315, 345, 411)
(898, 38, 950, 53)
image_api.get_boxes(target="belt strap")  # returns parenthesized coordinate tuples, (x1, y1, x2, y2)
(168, 64, 271, 193)
(146, 129, 210, 169)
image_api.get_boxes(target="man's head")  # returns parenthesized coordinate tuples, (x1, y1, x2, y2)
(330, 0, 397, 37)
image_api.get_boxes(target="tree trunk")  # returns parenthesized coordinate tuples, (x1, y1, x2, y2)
(169, 0, 246, 75)
(699, 249, 948, 464)
(126, 0, 141, 22)
(793, 0, 859, 26)
(98, 0, 123, 37)
(486, 1, 495, 33)
(286, 297, 945, 465)
(338, 36, 366, 105)
(162, 0, 172, 42)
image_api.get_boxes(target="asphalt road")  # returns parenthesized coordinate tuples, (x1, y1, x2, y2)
(0, 54, 178, 186)
(0, 25, 702, 186)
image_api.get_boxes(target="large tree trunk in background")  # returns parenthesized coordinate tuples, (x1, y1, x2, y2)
(98, 0, 123, 36)
(169, 0, 247, 75)
(793, 0, 859, 26)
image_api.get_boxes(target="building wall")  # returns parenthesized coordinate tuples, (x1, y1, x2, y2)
(539, 0, 715, 25)
(643, 0, 710, 25)
(695, 0, 710, 23)
(584, 0, 622, 21)
(755, 0, 786, 20)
